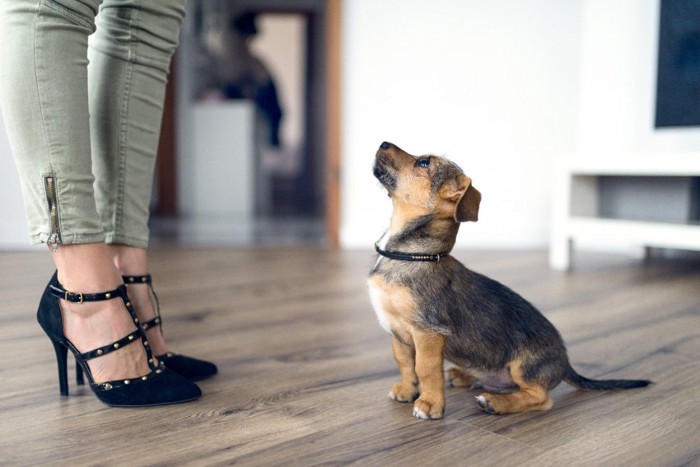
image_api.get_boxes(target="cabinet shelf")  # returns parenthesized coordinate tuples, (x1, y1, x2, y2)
(549, 154, 700, 270)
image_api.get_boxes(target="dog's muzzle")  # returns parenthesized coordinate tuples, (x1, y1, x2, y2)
(373, 154, 397, 191)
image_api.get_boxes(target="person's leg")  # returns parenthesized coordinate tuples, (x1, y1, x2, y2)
(0, 0, 150, 383)
(0, 0, 104, 246)
(89, 0, 186, 356)
(89, 0, 186, 249)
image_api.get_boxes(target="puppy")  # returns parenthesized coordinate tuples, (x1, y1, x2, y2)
(368, 142, 650, 419)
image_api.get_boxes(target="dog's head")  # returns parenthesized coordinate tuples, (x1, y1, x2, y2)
(373, 141, 481, 223)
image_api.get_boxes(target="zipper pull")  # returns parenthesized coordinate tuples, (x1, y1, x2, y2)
(47, 233, 60, 252)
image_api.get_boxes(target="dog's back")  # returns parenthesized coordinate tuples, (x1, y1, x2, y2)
(371, 253, 570, 391)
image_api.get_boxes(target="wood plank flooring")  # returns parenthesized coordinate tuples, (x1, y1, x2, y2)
(0, 247, 698, 465)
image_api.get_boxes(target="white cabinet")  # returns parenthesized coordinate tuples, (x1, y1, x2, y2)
(189, 101, 255, 217)
(549, 153, 700, 270)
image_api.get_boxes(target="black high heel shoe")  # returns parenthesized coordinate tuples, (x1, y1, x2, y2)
(38, 272, 201, 407)
(123, 274, 218, 381)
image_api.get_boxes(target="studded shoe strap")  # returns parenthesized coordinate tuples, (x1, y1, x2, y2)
(141, 316, 161, 331)
(93, 362, 166, 392)
(49, 283, 125, 303)
(50, 278, 158, 372)
(122, 274, 152, 285)
(79, 331, 144, 361)
(122, 274, 163, 334)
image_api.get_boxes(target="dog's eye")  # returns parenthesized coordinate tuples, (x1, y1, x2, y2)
(417, 158, 430, 169)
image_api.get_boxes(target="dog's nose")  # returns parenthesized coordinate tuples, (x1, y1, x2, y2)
(380, 141, 393, 150)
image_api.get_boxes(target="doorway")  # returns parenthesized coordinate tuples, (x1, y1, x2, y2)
(154, 0, 340, 246)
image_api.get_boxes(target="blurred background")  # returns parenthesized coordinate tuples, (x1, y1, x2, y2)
(1, 0, 699, 263)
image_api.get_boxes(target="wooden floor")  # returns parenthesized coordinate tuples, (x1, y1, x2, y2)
(0, 247, 698, 465)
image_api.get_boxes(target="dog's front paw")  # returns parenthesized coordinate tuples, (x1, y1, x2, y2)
(412, 396, 444, 420)
(388, 383, 419, 402)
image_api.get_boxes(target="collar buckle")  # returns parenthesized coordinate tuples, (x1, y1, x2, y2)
(375, 242, 447, 263)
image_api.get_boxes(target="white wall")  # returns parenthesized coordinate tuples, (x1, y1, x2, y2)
(340, 0, 584, 248)
(0, 119, 31, 249)
(577, 0, 700, 156)
(2, 0, 697, 251)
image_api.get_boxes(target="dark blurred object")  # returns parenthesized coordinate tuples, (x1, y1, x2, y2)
(233, 11, 258, 37)
(655, 0, 700, 128)
(222, 12, 282, 148)
(201, 9, 283, 147)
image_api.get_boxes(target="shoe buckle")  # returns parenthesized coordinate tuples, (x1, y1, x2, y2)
(65, 291, 84, 304)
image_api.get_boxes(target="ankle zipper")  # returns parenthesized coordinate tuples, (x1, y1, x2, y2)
(44, 176, 62, 252)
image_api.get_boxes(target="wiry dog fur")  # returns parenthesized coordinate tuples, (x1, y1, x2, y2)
(368, 142, 650, 419)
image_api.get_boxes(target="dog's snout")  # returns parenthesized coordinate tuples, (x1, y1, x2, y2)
(380, 141, 393, 150)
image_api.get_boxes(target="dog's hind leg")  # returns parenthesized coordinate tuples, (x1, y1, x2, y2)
(447, 367, 475, 388)
(476, 387, 553, 414)
(388, 336, 419, 402)
(475, 359, 553, 415)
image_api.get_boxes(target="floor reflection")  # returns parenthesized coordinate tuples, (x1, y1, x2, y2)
(151, 215, 325, 247)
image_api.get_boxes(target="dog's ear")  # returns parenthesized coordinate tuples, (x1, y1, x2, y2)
(453, 175, 481, 223)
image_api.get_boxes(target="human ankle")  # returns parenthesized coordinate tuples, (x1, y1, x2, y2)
(52, 243, 123, 292)
(108, 244, 148, 276)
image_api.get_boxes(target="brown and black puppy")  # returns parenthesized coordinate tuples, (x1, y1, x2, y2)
(368, 141, 650, 419)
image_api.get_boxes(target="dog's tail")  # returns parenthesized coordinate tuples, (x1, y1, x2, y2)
(564, 364, 651, 390)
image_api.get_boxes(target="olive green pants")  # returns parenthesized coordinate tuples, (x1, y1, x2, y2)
(0, 0, 185, 248)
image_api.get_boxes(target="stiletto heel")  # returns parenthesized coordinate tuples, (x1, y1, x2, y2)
(123, 274, 217, 381)
(37, 272, 201, 407)
(50, 339, 69, 396)
(76, 364, 84, 386)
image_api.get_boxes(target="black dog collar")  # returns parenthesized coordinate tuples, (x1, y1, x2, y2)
(374, 242, 448, 263)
